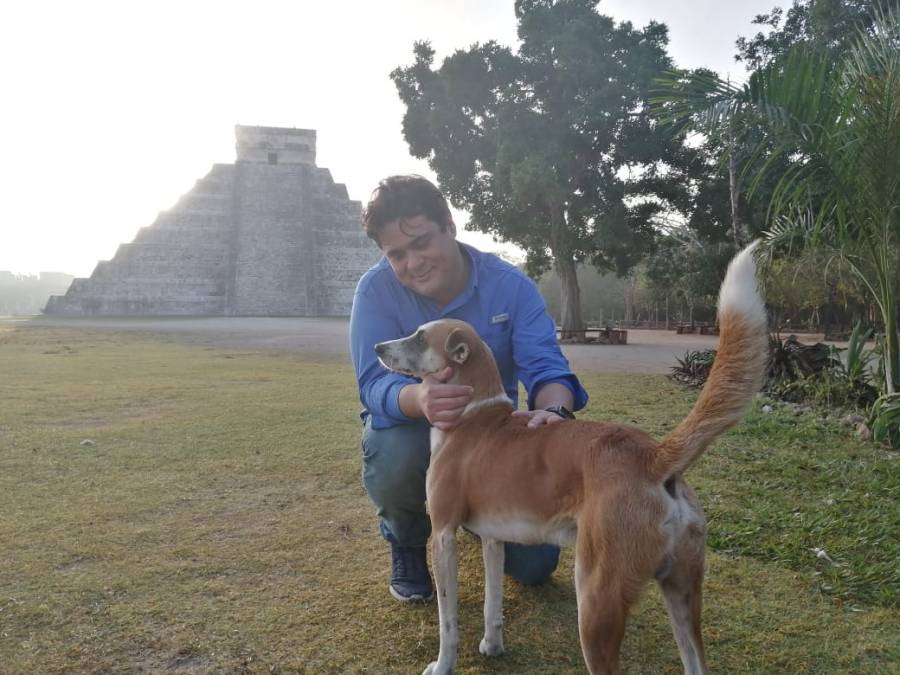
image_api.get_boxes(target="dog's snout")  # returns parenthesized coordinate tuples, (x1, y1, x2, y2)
(374, 342, 388, 356)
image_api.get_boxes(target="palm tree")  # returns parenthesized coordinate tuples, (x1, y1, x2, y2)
(654, 7, 899, 401)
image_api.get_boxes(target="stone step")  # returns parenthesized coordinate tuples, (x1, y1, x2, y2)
(172, 193, 231, 213)
(96, 265, 230, 279)
(123, 240, 232, 255)
(73, 284, 228, 297)
(192, 174, 234, 193)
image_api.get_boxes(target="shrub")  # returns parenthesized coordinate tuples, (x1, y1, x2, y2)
(670, 327, 888, 444)
(669, 349, 716, 388)
(767, 334, 840, 381)
(869, 393, 900, 447)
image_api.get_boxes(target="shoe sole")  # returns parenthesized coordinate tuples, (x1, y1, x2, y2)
(389, 584, 434, 603)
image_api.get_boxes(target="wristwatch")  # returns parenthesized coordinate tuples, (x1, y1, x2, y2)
(544, 405, 575, 420)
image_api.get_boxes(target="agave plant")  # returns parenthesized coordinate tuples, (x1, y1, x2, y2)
(669, 348, 717, 388)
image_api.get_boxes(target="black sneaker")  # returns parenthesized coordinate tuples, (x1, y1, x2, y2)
(389, 545, 434, 602)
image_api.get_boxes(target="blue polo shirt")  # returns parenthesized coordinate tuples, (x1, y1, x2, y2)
(349, 243, 588, 429)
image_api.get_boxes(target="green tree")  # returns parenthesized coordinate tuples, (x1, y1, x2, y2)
(657, 7, 899, 395)
(762, 250, 832, 330)
(390, 0, 681, 337)
(736, 0, 882, 70)
(644, 230, 733, 325)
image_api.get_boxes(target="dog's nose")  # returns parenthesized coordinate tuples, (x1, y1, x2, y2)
(374, 342, 387, 356)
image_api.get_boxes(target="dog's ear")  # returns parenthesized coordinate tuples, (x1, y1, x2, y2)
(444, 328, 471, 365)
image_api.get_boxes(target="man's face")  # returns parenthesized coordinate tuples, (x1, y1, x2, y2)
(379, 214, 464, 304)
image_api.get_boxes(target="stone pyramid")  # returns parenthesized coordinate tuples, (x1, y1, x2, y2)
(45, 125, 379, 316)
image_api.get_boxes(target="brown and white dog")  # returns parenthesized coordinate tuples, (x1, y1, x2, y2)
(374, 244, 768, 675)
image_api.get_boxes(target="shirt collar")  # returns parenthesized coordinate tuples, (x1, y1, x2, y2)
(438, 243, 479, 316)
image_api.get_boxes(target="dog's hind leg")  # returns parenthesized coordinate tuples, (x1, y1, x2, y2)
(423, 527, 459, 675)
(657, 491, 708, 675)
(658, 544, 707, 674)
(479, 537, 505, 657)
(574, 533, 637, 675)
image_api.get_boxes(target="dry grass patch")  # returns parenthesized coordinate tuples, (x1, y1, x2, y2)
(1, 326, 897, 673)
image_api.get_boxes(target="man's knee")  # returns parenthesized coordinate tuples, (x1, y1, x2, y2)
(504, 543, 560, 585)
(362, 421, 430, 505)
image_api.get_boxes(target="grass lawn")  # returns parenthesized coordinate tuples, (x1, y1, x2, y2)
(1, 326, 897, 674)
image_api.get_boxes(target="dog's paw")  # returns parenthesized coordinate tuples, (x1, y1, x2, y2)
(479, 637, 505, 657)
(421, 662, 440, 675)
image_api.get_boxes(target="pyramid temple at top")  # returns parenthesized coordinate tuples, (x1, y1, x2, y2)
(45, 125, 380, 316)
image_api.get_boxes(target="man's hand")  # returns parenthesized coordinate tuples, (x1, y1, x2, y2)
(417, 366, 474, 431)
(512, 409, 568, 429)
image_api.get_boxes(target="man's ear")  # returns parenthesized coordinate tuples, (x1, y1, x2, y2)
(444, 328, 470, 365)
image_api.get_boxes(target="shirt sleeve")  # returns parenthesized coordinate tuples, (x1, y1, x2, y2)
(349, 283, 419, 424)
(509, 274, 589, 412)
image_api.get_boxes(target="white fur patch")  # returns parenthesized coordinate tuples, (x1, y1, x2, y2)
(717, 241, 766, 323)
(467, 512, 577, 547)
(430, 427, 445, 454)
(658, 486, 704, 561)
(462, 393, 513, 417)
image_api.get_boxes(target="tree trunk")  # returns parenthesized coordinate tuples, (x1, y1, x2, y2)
(624, 273, 636, 325)
(728, 119, 744, 249)
(877, 271, 898, 394)
(549, 201, 585, 341)
(556, 254, 585, 341)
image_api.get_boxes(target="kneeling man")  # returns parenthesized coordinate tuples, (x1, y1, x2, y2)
(350, 175, 588, 601)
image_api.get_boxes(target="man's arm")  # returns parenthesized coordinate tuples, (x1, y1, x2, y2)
(533, 382, 576, 410)
(350, 283, 472, 428)
(508, 273, 588, 427)
(515, 381, 576, 428)
(350, 285, 419, 424)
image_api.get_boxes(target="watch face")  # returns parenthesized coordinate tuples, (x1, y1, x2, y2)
(546, 405, 575, 420)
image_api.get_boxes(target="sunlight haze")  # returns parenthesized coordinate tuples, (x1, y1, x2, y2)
(1, 0, 776, 277)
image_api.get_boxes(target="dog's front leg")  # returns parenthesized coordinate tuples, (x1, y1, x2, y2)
(423, 527, 459, 675)
(479, 537, 505, 656)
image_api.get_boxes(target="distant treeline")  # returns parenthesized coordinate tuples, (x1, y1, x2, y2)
(0, 271, 73, 316)
(536, 254, 882, 335)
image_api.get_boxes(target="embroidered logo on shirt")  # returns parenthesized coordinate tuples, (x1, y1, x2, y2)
(490, 313, 510, 324)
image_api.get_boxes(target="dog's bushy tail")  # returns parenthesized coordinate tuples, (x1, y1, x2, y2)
(649, 242, 769, 481)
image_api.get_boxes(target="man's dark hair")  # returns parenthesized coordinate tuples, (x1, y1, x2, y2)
(362, 175, 452, 246)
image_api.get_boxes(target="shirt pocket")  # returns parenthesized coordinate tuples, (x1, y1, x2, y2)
(483, 318, 513, 367)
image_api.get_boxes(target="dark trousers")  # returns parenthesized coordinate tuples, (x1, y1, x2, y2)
(361, 417, 560, 585)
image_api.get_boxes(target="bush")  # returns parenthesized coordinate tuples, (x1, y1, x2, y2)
(765, 328, 878, 413)
(670, 326, 892, 444)
(767, 334, 841, 381)
(669, 349, 716, 388)
(869, 393, 900, 447)
(767, 368, 878, 410)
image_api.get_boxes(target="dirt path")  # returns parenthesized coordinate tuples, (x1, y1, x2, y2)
(6, 316, 826, 375)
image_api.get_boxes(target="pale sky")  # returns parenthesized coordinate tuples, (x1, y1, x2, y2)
(0, 0, 778, 277)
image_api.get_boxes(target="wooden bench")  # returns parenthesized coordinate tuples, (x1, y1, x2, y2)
(676, 322, 719, 335)
(556, 326, 628, 345)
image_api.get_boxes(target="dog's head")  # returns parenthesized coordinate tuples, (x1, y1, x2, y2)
(374, 319, 481, 379)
